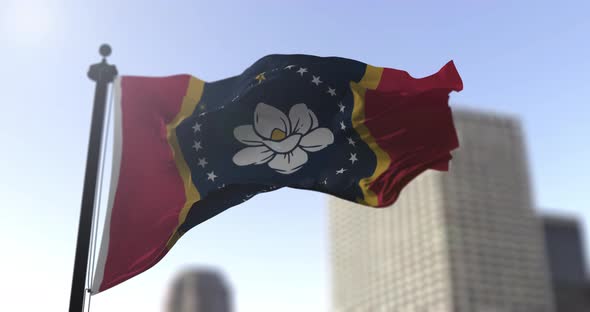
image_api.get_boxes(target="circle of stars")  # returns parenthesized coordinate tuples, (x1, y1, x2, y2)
(192, 112, 225, 189)
(282, 63, 362, 189)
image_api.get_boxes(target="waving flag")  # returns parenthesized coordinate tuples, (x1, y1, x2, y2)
(92, 54, 463, 293)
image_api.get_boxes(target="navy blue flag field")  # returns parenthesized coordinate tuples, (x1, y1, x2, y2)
(92, 54, 463, 293)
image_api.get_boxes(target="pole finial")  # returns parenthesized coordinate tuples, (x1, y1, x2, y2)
(88, 44, 118, 83)
(99, 44, 112, 58)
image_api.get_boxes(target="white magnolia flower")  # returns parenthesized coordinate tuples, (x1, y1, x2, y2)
(232, 103, 334, 174)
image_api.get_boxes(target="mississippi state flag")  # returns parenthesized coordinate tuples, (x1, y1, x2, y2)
(92, 54, 463, 293)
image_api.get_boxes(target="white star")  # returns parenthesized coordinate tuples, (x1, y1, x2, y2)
(327, 87, 336, 96)
(285, 65, 296, 70)
(311, 75, 322, 86)
(197, 158, 208, 168)
(340, 121, 346, 130)
(347, 137, 356, 147)
(322, 178, 328, 185)
(207, 171, 217, 181)
(192, 141, 202, 151)
(296, 67, 308, 76)
(336, 168, 347, 175)
(349, 153, 358, 164)
(338, 102, 345, 113)
(192, 122, 201, 132)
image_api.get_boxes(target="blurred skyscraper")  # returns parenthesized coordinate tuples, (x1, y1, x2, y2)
(165, 268, 232, 312)
(542, 215, 590, 311)
(329, 109, 555, 311)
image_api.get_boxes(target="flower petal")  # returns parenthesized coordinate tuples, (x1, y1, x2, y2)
(234, 125, 263, 146)
(232, 146, 274, 166)
(268, 147, 308, 174)
(299, 128, 334, 152)
(254, 103, 290, 139)
(262, 134, 302, 154)
(289, 103, 319, 135)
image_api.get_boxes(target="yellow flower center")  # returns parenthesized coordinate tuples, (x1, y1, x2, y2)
(270, 128, 287, 141)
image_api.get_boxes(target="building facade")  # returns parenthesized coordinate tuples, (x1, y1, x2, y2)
(329, 110, 555, 311)
(543, 215, 590, 311)
(166, 268, 232, 312)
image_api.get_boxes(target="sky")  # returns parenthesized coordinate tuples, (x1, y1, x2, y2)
(0, 0, 588, 311)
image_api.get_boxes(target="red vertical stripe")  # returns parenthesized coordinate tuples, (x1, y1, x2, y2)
(99, 75, 192, 291)
(363, 61, 462, 206)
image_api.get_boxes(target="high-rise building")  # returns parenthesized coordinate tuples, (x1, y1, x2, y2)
(542, 215, 590, 311)
(166, 268, 232, 312)
(329, 109, 555, 311)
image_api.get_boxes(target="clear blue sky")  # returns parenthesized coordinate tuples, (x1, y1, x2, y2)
(0, 0, 588, 311)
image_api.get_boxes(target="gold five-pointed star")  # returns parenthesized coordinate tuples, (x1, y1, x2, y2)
(255, 72, 266, 84)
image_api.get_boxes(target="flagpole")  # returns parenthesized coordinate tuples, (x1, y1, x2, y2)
(69, 44, 118, 312)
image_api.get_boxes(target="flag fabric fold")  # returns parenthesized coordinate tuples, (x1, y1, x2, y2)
(92, 54, 462, 293)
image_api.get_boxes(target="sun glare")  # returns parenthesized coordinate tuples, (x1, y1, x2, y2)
(0, 1, 60, 45)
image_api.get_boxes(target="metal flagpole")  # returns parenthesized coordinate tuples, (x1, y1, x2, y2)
(69, 44, 118, 312)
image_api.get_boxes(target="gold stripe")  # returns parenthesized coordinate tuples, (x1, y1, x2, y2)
(165, 76, 205, 249)
(351, 65, 391, 206)
(358, 64, 383, 90)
